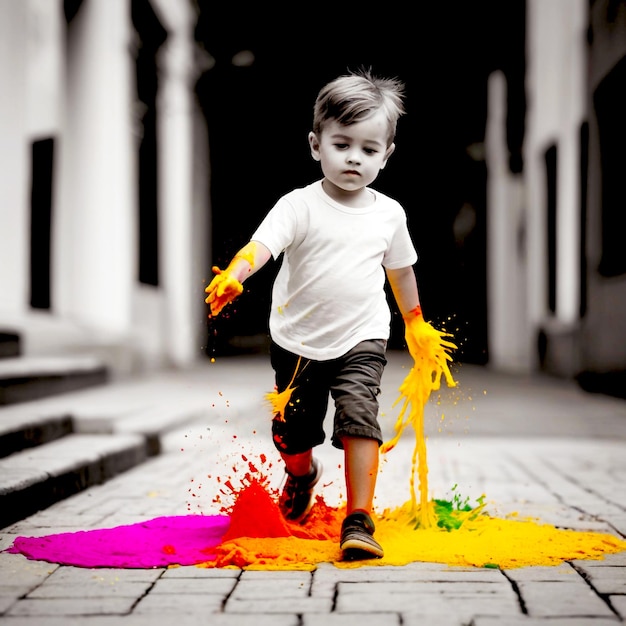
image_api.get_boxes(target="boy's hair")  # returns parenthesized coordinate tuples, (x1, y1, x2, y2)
(312, 68, 406, 146)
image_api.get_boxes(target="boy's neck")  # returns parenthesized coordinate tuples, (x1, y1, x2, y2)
(321, 179, 375, 208)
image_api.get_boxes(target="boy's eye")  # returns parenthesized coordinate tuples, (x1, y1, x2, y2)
(363, 148, 377, 155)
(334, 143, 349, 149)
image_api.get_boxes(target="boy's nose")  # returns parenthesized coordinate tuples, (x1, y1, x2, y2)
(346, 151, 361, 165)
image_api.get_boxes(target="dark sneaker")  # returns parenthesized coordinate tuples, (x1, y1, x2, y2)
(340, 510, 384, 559)
(279, 458, 322, 523)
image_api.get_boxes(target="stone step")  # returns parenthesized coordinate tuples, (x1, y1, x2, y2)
(0, 405, 73, 459)
(0, 331, 20, 359)
(0, 432, 147, 528)
(0, 372, 216, 527)
(0, 355, 108, 406)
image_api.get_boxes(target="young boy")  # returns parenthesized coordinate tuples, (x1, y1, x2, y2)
(205, 69, 423, 559)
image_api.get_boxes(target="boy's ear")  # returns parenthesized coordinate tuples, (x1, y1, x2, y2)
(380, 142, 396, 169)
(308, 131, 321, 161)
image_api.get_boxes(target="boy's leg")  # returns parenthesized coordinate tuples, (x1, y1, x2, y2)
(278, 449, 322, 522)
(269, 341, 328, 522)
(341, 437, 384, 560)
(339, 435, 384, 558)
(281, 449, 313, 476)
(330, 339, 387, 559)
(342, 436, 379, 514)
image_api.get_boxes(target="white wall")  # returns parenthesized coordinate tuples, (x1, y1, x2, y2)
(0, 1, 29, 315)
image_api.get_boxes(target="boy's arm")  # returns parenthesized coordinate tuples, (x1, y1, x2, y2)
(205, 241, 272, 317)
(385, 266, 421, 318)
(386, 266, 423, 359)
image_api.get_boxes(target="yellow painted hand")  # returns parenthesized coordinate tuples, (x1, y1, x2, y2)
(403, 309, 457, 387)
(204, 266, 243, 317)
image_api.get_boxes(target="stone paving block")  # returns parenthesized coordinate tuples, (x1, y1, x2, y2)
(611, 594, 626, 619)
(312, 562, 503, 584)
(43, 566, 161, 585)
(0, 617, 209, 626)
(581, 565, 626, 593)
(517, 580, 615, 617)
(338, 591, 521, 616)
(132, 592, 224, 614)
(26, 581, 153, 599)
(240, 569, 315, 580)
(302, 614, 402, 626)
(337, 580, 514, 595)
(503, 563, 579, 581)
(140, 616, 301, 626)
(224, 595, 333, 613)
(150, 577, 236, 595)
(229, 578, 310, 601)
(0, 553, 57, 591)
(334, 582, 520, 614)
(473, 618, 622, 625)
(7, 596, 137, 616)
(0, 595, 17, 614)
(402, 613, 479, 626)
(161, 566, 239, 579)
(0, 617, 301, 626)
(605, 515, 626, 536)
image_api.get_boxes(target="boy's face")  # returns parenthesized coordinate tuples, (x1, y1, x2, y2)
(308, 110, 395, 195)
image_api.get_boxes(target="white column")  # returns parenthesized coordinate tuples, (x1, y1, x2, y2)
(486, 71, 531, 372)
(556, 134, 580, 324)
(0, 1, 29, 314)
(156, 26, 198, 367)
(555, 3, 586, 324)
(54, 0, 136, 333)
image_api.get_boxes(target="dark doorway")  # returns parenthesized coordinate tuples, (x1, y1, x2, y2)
(194, 3, 525, 363)
(594, 55, 626, 278)
(132, 0, 167, 287)
(30, 138, 55, 310)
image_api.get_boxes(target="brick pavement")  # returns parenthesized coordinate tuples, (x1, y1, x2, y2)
(1, 351, 626, 625)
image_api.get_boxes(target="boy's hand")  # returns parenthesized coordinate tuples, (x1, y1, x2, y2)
(204, 266, 243, 317)
(403, 306, 457, 387)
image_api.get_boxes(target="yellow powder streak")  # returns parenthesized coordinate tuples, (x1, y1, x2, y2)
(381, 314, 457, 528)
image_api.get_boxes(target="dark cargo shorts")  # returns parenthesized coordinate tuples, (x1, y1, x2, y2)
(269, 339, 387, 454)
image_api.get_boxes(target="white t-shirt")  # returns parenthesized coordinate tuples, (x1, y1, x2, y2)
(251, 180, 418, 360)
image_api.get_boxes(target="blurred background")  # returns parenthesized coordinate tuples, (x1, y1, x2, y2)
(1, 0, 625, 398)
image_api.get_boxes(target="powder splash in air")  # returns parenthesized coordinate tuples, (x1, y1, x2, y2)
(265, 356, 306, 422)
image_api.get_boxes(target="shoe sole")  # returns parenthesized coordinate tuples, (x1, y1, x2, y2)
(340, 536, 384, 559)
